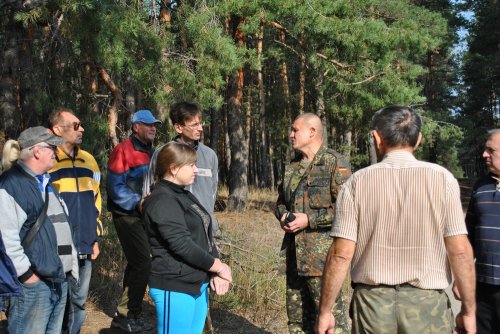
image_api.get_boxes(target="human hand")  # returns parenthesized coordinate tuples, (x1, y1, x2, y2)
(210, 276, 230, 295)
(91, 242, 100, 260)
(209, 259, 232, 283)
(315, 312, 335, 334)
(24, 273, 40, 285)
(216, 263, 232, 283)
(455, 310, 476, 334)
(281, 212, 308, 233)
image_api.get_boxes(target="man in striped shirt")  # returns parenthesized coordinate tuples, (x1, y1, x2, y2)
(317, 105, 476, 334)
(465, 129, 500, 334)
(49, 108, 102, 334)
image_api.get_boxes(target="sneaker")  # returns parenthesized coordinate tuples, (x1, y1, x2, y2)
(111, 315, 153, 333)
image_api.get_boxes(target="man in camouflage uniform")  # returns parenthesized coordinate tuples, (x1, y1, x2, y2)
(275, 113, 351, 334)
(317, 105, 476, 334)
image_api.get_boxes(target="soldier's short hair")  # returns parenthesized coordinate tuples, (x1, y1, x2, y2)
(372, 105, 421, 148)
(487, 129, 500, 139)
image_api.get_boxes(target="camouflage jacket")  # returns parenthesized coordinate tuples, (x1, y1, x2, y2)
(275, 146, 351, 276)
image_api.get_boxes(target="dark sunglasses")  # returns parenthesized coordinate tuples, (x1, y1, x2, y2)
(60, 122, 82, 131)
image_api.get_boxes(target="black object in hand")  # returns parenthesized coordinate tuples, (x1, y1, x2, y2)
(285, 212, 296, 224)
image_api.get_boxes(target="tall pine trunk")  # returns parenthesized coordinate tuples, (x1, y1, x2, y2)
(226, 15, 248, 211)
(258, 11, 270, 188)
(0, 17, 21, 139)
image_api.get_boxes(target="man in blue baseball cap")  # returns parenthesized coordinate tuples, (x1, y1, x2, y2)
(107, 110, 161, 332)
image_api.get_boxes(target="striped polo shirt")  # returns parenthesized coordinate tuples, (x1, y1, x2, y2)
(331, 150, 467, 290)
(466, 174, 500, 285)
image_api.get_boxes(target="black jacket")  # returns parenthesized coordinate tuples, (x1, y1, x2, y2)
(143, 179, 218, 295)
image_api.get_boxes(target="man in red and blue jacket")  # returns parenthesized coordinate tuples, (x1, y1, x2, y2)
(106, 110, 161, 333)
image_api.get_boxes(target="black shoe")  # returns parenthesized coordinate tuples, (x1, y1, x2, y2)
(111, 316, 153, 333)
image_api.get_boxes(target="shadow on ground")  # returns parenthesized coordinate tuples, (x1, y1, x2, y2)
(210, 308, 274, 334)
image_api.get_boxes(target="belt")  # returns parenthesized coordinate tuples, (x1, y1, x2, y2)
(352, 282, 443, 292)
(78, 254, 92, 260)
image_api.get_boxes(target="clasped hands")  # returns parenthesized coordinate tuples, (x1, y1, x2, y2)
(209, 259, 232, 295)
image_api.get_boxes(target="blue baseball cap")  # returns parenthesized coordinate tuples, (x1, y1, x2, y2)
(132, 110, 162, 125)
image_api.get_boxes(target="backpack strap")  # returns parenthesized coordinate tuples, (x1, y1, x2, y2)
(22, 185, 49, 249)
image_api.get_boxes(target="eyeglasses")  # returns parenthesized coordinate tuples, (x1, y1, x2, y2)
(30, 144, 58, 153)
(60, 122, 82, 131)
(182, 121, 205, 130)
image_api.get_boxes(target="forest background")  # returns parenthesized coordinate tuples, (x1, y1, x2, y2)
(1, 0, 499, 209)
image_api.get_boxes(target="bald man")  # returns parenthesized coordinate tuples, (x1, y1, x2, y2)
(275, 113, 351, 334)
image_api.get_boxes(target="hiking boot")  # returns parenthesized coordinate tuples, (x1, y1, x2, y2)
(111, 315, 153, 333)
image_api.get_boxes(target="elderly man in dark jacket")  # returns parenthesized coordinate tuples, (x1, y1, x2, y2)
(0, 126, 78, 334)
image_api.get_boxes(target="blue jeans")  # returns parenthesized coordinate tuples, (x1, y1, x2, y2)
(8, 278, 68, 334)
(63, 259, 92, 334)
(150, 283, 209, 334)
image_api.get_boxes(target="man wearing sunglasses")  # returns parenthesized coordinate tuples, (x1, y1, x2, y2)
(0, 126, 78, 334)
(107, 109, 161, 332)
(49, 108, 102, 334)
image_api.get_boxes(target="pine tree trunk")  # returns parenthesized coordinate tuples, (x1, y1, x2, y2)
(258, 11, 270, 188)
(226, 69, 248, 211)
(314, 72, 328, 145)
(298, 35, 306, 114)
(100, 67, 123, 147)
(0, 17, 21, 139)
(226, 15, 248, 211)
(246, 82, 253, 186)
(344, 130, 352, 160)
(125, 70, 136, 115)
(209, 108, 219, 153)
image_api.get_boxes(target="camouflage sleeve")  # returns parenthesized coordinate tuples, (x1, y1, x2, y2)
(308, 154, 351, 230)
(275, 180, 288, 221)
(331, 154, 352, 199)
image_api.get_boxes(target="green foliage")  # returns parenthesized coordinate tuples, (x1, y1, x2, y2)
(1, 0, 469, 182)
(456, 0, 500, 173)
(418, 113, 464, 177)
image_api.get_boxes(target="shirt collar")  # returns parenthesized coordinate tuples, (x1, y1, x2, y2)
(382, 150, 417, 162)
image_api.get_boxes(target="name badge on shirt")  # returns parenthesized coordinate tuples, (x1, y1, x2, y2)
(197, 168, 212, 177)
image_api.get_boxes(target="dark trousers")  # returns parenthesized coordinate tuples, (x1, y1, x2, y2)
(113, 213, 151, 318)
(477, 282, 500, 334)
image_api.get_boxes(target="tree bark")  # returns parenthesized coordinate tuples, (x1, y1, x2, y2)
(258, 11, 270, 188)
(226, 15, 248, 211)
(100, 67, 123, 147)
(314, 71, 328, 145)
(298, 35, 306, 115)
(0, 17, 21, 139)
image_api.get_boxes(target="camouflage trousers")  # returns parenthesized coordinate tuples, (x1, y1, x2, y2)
(350, 284, 454, 334)
(286, 259, 350, 334)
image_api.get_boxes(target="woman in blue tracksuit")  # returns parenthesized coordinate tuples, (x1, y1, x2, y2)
(142, 142, 232, 334)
